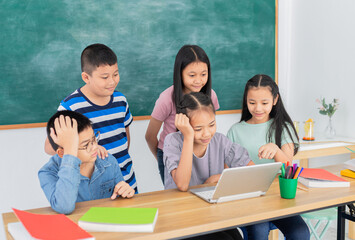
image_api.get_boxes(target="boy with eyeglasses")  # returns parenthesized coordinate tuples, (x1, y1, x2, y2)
(39, 110, 135, 214)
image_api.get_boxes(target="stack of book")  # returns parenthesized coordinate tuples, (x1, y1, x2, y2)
(298, 168, 350, 188)
(78, 207, 158, 232)
(8, 208, 94, 240)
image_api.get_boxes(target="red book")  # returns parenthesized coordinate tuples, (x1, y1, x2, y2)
(299, 168, 350, 188)
(9, 208, 94, 240)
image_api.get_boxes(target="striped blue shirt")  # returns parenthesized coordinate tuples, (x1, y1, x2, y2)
(58, 88, 137, 193)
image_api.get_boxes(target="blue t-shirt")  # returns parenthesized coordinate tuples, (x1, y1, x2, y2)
(58, 88, 137, 192)
(38, 154, 124, 214)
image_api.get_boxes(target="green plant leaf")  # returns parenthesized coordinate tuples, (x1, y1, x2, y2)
(329, 105, 333, 113)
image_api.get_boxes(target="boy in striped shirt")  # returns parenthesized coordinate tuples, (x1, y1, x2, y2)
(45, 43, 137, 193)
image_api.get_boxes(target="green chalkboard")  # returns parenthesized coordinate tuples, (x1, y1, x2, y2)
(0, 0, 275, 126)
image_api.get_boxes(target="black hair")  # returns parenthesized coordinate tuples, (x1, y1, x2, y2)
(173, 45, 212, 108)
(176, 92, 215, 118)
(47, 110, 92, 151)
(240, 74, 299, 155)
(81, 43, 117, 75)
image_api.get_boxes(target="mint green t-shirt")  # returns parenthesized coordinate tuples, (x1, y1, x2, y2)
(227, 120, 298, 165)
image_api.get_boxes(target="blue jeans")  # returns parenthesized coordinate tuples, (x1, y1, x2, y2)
(157, 148, 165, 184)
(246, 216, 310, 240)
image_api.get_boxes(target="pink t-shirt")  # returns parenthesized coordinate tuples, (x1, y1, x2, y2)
(151, 85, 220, 149)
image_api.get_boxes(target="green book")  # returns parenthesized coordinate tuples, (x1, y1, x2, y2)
(78, 207, 158, 233)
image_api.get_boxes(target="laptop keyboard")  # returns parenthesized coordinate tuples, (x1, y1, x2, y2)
(195, 189, 215, 200)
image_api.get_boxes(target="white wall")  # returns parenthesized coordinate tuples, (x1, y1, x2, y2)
(277, 0, 354, 175)
(277, 0, 354, 168)
(277, 0, 292, 109)
(285, 0, 355, 137)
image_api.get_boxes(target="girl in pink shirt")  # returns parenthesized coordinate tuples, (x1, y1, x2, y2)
(145, 45, 219, 183)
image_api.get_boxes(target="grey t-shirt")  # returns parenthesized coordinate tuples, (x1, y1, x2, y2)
(163, 132, 251, 190)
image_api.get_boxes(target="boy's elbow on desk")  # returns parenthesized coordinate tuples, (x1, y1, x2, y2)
(51, 201, 75, 215)
(47, 189, 78, 215)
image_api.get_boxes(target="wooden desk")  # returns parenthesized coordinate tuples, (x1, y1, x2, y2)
(294, 138, 355, 168)
(3, 165, 355, 240)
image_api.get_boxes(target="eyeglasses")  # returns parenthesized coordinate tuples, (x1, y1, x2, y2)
(78, 131, 100, 153)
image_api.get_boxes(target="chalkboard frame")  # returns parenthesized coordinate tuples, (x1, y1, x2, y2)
(0, 0, 278, 130)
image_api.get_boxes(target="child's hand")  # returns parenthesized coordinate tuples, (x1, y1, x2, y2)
(50, 115, 79, 156)
(204, 174, 221, 184)
(175, 113, 194, 138)
(258, 143, 280, 159)
(111, 181, 135, 199)
(97, 145, 108, 159)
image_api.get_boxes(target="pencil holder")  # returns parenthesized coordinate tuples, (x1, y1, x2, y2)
(279, 176, 298, 199)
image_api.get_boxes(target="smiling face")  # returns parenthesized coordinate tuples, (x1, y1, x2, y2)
(246, 87, 278, 124)
(182, 61, 208, 94)
(77, 127, 98, 163)
(189, 108, 216, 148)
(82, 63, 120, 99)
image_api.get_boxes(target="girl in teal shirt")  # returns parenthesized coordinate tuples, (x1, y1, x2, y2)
(227, 74, 298, 165)
(227, 74, 309, 240)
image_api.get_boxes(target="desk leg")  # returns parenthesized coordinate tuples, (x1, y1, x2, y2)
(348, 153, 355, 240)
(338, 206, 346, 240)
(299, 158, 309, 168)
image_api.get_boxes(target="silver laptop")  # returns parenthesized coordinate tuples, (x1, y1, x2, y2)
(190, 162, 282, 203)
